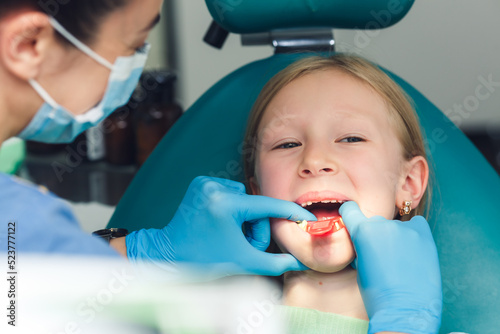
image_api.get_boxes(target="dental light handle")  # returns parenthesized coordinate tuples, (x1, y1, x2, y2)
(204, 21, 230, 49)
(125, 176, 317, 280)
(339, 201, 442, 334)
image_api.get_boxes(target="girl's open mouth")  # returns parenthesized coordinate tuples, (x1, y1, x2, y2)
(296, 201, 345, 236)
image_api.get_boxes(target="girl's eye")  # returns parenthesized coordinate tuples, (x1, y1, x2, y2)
(274, 142, 301, 149)
(339, 136, 364, 143)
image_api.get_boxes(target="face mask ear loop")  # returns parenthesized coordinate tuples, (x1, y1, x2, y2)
(28, 79, 59, 109)
(48, 17, 114, 71)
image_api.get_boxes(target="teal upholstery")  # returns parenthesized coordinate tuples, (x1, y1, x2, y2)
(109, 52, 500, 333)
(206, 0, 414, 33)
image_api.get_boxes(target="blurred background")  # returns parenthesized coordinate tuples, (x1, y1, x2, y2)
(8, 0, 499, 231)
(166, 0, 500, 130)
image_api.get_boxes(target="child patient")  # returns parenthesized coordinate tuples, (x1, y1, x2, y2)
(243, 54, 430, 333)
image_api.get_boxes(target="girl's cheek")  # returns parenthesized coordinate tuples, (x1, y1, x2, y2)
(271, 220, 297, 251)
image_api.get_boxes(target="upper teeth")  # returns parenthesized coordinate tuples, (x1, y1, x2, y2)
(301, 200, 345, 207)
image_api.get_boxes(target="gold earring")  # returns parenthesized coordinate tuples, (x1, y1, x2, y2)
(399, 200, 412, 216)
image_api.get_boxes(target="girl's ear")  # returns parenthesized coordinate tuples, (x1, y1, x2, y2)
(396, 156, 429, 211)
(249, 176, 261, 195)
(0, 12, 52, 80)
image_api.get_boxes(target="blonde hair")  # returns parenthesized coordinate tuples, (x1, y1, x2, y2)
(243, 54, 430, 219)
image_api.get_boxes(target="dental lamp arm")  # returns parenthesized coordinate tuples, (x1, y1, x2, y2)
(340, 202, 442, 334)
(124, 176, 317, 279)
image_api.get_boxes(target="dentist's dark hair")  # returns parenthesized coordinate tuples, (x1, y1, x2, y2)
(0, 0, 132, 44)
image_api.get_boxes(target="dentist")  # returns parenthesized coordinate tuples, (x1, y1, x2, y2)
(0, 0, 316, 277)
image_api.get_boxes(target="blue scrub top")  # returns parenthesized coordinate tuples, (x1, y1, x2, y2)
(0, 172, 119, 257)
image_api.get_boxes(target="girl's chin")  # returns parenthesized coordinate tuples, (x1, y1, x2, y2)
(273, 224, 356, 273)
(305, 236, 356, 272)
(303, 259, 354, 273)
(276, 239, 355, 273)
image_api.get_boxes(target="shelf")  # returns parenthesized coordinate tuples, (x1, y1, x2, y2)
(18, 152, 137, 206)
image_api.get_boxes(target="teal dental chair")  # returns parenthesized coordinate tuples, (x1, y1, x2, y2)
(108, 1, 500, 332)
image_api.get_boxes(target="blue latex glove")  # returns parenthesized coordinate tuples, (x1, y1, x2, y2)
(126, 176, 316, 279)
(339, 202, 442, 334)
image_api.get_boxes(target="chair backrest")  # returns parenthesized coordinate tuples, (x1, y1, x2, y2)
(109, 2, 500, 332)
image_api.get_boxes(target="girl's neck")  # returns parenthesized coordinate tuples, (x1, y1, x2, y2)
(282, 266, 368, 321)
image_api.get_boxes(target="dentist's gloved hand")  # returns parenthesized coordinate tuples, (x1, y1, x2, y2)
(126, 176, 316, 279)
(339, 202, 442, 334)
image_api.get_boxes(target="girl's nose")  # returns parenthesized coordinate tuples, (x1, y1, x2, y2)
(298, 146, 337, 177)
(300, 166, 335, 177)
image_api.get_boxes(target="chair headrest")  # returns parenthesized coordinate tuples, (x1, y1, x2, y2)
(205, 0, 415, 34)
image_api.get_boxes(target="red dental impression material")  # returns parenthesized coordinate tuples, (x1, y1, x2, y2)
(296, 217, 345, 236)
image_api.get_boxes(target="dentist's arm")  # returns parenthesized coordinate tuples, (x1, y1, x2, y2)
(121, 176, 316, 279)
(340, 202, 442, 334)
(110, 237, 127, 256)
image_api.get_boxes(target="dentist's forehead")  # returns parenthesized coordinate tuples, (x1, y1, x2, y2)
(92, 0, 162, 53)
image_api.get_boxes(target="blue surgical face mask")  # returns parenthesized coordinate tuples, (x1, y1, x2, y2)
(18, 17, 150, 143)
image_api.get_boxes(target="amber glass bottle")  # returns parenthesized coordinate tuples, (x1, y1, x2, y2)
(104, 104, 137, 166)
(135, 71, 182, 166)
